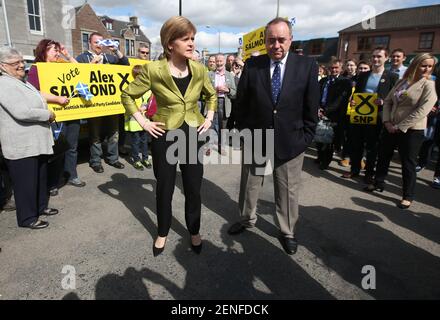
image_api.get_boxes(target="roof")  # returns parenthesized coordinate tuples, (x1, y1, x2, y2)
(339, 4, 440, 33)
(99, 15, 151, 44)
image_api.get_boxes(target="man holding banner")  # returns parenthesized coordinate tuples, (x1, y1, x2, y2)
(342, 47, 398, 183)
(76, 32, 129, 173)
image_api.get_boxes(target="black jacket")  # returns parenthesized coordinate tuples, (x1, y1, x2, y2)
(235, 53, 319, 160)
(319, 75, 352, 122)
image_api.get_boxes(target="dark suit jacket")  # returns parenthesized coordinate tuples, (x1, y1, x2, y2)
(319, 75, 352, 122)
(235, 53, 319, 160)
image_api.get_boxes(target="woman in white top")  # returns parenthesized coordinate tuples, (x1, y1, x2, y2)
(0, 47, 59, 229)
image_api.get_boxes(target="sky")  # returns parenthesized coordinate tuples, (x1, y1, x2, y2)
(68, 0, 438, 58)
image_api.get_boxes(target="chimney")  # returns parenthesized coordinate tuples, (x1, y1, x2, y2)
(129, 16, 138, 26)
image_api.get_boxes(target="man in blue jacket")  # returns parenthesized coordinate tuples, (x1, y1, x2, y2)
(76, 32, 129, 173)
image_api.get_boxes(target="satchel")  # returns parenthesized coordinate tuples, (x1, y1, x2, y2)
(314, 118, 334, 144)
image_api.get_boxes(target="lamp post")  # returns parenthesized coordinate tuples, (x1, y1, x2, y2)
(179, 0, 182, 16)
(206, 25, 220, 53)
(1, 0, 12, 47)
(276, 0, 280, 17)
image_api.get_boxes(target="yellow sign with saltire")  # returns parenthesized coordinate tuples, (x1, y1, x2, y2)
(242, 26, 267, 61)
(37, 63, 136, 121)
(129, 58, 151, 66)
(350, 93, 378, 125)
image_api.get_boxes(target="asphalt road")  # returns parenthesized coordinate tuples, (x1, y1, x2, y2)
(0, 147, 439, 300)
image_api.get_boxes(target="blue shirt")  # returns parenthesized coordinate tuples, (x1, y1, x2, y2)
(389, 65, 407, 79)
(365, 73, 382, 93)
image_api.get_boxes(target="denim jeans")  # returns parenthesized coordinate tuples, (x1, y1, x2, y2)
(130, 131, 149, 162)
(63, 120, 81, 180)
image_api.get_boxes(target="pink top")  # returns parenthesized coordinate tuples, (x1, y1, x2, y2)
(27, 65, 40, 91)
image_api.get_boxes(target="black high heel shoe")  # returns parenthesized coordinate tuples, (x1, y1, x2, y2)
(191, 242, 203, 254)
(190, 235, 202, 254)
(153, 238, 166, 257)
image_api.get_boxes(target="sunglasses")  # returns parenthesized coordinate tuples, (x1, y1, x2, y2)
(140, 51, 149, 54)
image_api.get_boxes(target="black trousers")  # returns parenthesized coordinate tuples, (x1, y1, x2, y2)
(6, 155, 48, 226)
(348, 120, 382, 176)
(375, 129, 424, 201)
(151, 122, 204, 237)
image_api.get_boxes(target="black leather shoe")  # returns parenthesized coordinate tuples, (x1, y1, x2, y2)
(108, 161, 125, 169)
(24, 220, 49, 229)
(67, 178, 86, 187)
(49, 188, 59, 197)
(227, 222, 250, 235)
(278, 236, 298, 255)
(41, 208, 59, 216)
(91, 164, 104, 173)
(364, 183, 384, 193)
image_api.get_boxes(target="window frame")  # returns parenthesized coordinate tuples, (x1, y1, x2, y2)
(82, 32, 90, 52)
(27, 0, 43, 35)
(419, 32, 434, 50)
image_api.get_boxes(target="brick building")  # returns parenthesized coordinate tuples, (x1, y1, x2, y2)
(0, 0, 73, 61)
(338, 4, 440, 63)
(291, 37, 338, 63)
(71, 3, 151, 59)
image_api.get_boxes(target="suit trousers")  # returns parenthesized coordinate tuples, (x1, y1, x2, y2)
(6, 155, 48, 227)
(238, 152, 304, 238)
(88, 115, 119, 166)
(375, 129, 424, 201)
(212, 97, 226, 151)
(348, 121, 382, 176)
(151, 122, 203, 237)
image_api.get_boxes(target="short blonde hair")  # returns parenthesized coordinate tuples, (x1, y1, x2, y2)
(403, 53, 438, 83)
(160, 16, 196, 59)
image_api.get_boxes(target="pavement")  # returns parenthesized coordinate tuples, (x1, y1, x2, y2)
(0, 147, 439, 300)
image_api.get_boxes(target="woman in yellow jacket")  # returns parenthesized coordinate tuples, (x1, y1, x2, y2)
(121, 16, 216, 256)
(365, 53, 438, 209)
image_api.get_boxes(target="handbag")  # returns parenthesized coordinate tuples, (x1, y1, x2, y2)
(314, 118, 334, 144)
(145, 95, 157, 118)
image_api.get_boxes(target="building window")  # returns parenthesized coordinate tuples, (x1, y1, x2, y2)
(82, 33, 90, 51)
(357, 35, 389, 51)
(419, 32, 434, 49)
(125, 39, 130, 56)
(125, 39, 136, 56)
(374, 36, 389, 48)
(105, 22, 113, 30)
(27, 0, 42, 33)
(310, 41, 323, 55)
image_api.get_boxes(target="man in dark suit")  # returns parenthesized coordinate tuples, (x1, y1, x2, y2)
(342, 47, 398, 183)
(317, 59, 352, 169)
(227, 17, 319, 255)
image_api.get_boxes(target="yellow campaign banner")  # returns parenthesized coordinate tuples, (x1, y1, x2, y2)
(37, 63, 137, 121)
(242, 26, 267, 61)
(350, 93, 378, 125)
(129, 58, 151, 66)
